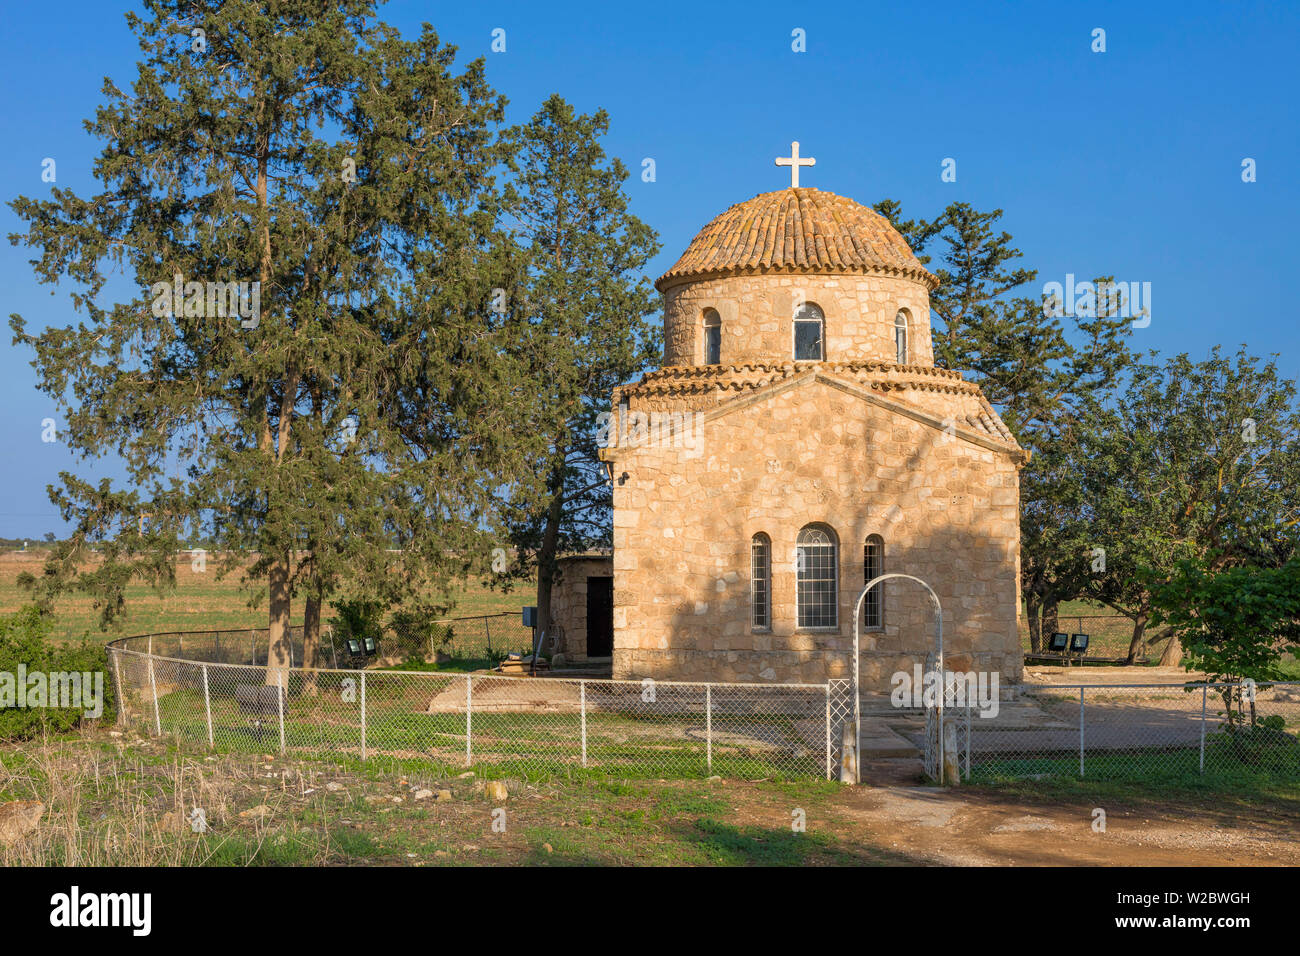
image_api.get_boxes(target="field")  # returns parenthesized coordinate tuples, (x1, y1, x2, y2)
(0, 550, 523, 644)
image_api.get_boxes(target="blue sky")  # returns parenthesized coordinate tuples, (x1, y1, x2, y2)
(2, 0, 1297, 537)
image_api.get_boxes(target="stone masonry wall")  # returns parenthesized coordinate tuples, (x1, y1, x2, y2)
(608, 376, 1023, 689)
(549, 556, 613, 662)
(662, 273, 936, 369)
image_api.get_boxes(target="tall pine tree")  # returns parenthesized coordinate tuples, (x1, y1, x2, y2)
(875, 200, 1135, 644)
(498, 95, 660, 648)
(9, 1, 530, 681)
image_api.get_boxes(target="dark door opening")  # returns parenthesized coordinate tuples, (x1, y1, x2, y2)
(586, 576, 614, 657)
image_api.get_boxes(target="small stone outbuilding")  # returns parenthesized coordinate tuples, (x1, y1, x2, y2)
(548, 554, 614, 665)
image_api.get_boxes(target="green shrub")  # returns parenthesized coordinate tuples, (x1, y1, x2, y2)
(0, 606, 115, 741)
(431, 622, 455, 651)
(329, 599, 384, 647)
(389, 609, 455, 661)
(1207, 721, 1300, 772)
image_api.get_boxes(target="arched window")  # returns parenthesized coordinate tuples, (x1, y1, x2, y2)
(894, 311, 909, 364)
(863, 535, 884, 629)
(796, 524, 838, 628)
(702, 309, 721, 365)
(750, 533, 771, 630)
(793, 302, 824, 361)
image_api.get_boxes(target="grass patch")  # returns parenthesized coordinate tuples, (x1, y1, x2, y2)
(132, 681, 828, 783)
(970, 741, 1300, 805)
(0, 732, 859, 867)
(382, 658, 499, 674)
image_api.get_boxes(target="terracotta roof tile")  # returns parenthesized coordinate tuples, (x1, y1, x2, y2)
(656, 188, 937, 292)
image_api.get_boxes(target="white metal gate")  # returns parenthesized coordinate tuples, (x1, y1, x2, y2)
(922, 651, 971, 783)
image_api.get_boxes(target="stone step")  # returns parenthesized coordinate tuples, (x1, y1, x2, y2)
(859, 757, 926, 787)
(857, 717, 921, 758)
(547, 667, 614, 679)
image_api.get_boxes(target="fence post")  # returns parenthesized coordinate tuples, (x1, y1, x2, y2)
(580, 681, 587, 768)
(250, 629, 256, 666)
(483, 616, 492, 657)
(965, 698, 971, 781)
(110, 649, 125, 728)
(360, 671, 367, 761)
(149, 656, 161, 736)
(465, 675, 473, 767)
(202, 664, 213, 748)
(705, 685, 713, 774)
(1199, 683, 1207, 774)
(1078, 686, 1085, 778)
(277, 671, 286, 755)
(824, 684, 832, 780)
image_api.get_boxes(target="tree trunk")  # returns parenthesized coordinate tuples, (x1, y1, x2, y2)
(1222, 687, 1237, 729)
(265, 552, 292, 687)
(301, 592, 320, 696)
(1158, 633, 1183, 667)
(1125, 611, 1148, 665)
(1026, 592, 1042, 652)
(1042, 598, 1059, 643)
(533, 484, 565, 660)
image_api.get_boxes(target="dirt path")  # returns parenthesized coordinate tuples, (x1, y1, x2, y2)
(819, 783, 1300, 866)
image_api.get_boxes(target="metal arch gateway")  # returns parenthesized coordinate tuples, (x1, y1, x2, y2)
(850, 573, 944, 784)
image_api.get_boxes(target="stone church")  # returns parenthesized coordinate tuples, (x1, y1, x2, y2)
(564, 148, 1027, 691)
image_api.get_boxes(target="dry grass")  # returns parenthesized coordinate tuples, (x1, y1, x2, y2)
(0, 730, 871, 866)
(0, 551, 523, 644)
(0, 733, 384, 866)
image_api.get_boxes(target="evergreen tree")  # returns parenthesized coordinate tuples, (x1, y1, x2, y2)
(499, 95, 660, 649)
(8, 1, 528, 682)
(875, 200, 1135, 644)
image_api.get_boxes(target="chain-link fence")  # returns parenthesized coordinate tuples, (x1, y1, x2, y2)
(954, 680, 1300, 783)
(108, 633, 840, 781)
(115, 614, 538, 672)
(376, 612, 537, 665)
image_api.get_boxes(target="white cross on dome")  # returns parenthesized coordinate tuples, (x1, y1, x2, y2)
(775, 141, 815, 188)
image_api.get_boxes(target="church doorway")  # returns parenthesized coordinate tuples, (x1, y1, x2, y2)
(586, 576, 614, 657)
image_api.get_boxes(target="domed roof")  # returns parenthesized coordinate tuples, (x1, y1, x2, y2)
(656, 187, 938, 292)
